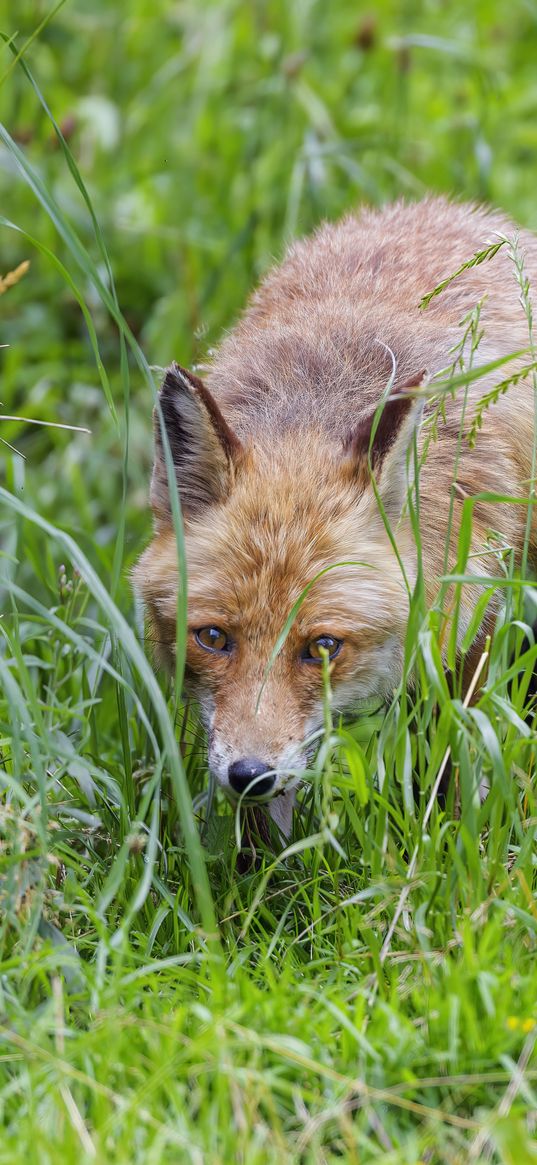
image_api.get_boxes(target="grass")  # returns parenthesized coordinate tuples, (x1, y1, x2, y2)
(1, 1, 537, 1161)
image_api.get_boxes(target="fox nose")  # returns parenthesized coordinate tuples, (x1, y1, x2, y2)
(228, 758, 276, 798)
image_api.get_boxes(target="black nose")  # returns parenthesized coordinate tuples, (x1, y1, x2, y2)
(228, 758, 276, 798)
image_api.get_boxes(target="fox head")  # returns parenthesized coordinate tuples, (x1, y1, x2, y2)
(134, 363, 424, 809)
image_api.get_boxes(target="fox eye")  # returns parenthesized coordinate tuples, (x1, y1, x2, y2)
(194, 627, 230, 653)
(302, 635, 342, 662)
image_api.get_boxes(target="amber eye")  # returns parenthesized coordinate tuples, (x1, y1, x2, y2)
(194, 627, 231, 654)
(302, 635, 342, 662)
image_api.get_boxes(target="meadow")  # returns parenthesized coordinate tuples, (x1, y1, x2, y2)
(1, 1, 537, 1161)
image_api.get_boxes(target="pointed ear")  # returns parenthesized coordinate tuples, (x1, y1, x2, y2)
(344, 371, 427, 519)
(150, 362, 243, 524)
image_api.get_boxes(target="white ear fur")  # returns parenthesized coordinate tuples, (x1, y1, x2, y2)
(376, 392, 426, 521)
(344, 370, 427, 521)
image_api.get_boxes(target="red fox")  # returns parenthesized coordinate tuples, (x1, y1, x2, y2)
(134, 198, 537, 834)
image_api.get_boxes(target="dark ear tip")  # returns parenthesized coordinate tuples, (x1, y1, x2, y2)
(343, 371, 427, 464)
(160, 362, 188, 400)
(160, 362, 206, 400)
(397, 368, 428, 394)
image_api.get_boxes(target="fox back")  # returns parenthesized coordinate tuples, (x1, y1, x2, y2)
(134, 197, 537, 828)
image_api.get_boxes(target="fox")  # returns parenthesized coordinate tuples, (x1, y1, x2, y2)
(134, 197, 537, 837)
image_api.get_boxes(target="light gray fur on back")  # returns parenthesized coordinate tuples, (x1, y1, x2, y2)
(202, 197, 536, 443)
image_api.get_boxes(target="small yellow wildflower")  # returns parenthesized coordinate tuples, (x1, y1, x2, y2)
(506, 1016, 535, 1033)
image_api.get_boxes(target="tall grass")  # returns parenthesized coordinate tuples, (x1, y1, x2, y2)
(1, 2, 537, 1161)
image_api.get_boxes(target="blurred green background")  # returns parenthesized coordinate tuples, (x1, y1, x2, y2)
(1, 0, 537, 581)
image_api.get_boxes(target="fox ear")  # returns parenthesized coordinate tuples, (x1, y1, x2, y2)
(345, 371, 427, 520)
(150, 363, 242, 523)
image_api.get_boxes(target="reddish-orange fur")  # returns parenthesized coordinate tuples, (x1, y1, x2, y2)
(134, 197, 537, 832)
